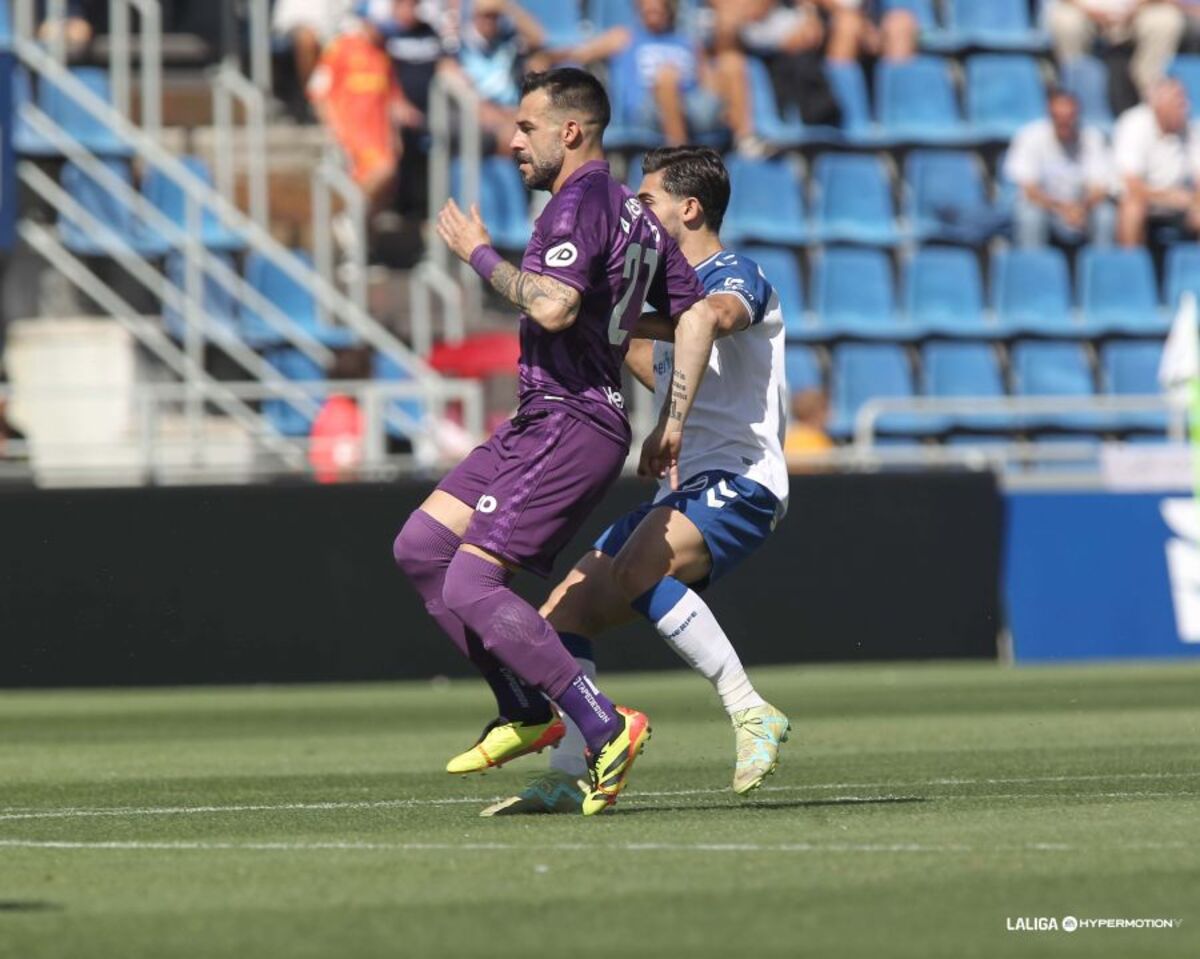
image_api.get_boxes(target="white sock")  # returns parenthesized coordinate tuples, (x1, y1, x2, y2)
(654, 587, 766, 716)
(549, 656, 593, 778)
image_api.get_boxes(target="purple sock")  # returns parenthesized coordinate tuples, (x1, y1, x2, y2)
(393, 511, 550, 724)
(441, 550, 620, 751)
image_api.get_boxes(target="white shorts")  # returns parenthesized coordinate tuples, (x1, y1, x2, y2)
(272, 0, 351, 42)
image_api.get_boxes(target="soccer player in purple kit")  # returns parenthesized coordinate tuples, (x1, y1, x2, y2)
(391, 68, 719, 815)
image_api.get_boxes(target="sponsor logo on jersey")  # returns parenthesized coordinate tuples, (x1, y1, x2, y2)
(603, 386, 625, 410)
(680, 475, 710, 493)
(705, 479, 738, 509)
(544, 241, 578, 267)
(722, 276, 747, 290)
(624, 197, 643, 218)
(476, 494, 499, 514)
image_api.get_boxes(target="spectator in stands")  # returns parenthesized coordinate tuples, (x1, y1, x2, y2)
(273, 0, 354, 92)
(36, 0, 94, 58)
(358, 0, 452, 128)
(1046, 0, 1184, 110)
(308, 23, 402, 216)
(877, 6, 919, 63)
(813, 0, 874, 63)
(446, 0, 545, 151)
(711, 0, 842, 134)
(784, 387, 834, 465)
(1005, 89, 1116, 248)
(541, 0, 754, 149)
(1113, 78, 1200, 245)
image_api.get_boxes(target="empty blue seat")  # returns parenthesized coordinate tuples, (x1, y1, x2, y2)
(831, 343, 923, 438)
(1165, 243, 1200, 307)
(815, 248, 909, 339)
(263, 347, 324, 438)
(825, 61, 877, 145)
(1012, 342, 1104, 430)
(992, 247, 1074, 334)
(142, 156, 244, 252)
(242, 250, 356, 349)
(1103, 341, 1169, 430)
(1061, 55, 1113, 129)
(14, 67, 131, 157)
(162, 252, 239, 342)
(946, 0, 1046, 50)
(876, 56, 967, 144)
(1169, 55, 1200, 118)
(452, 156, 531, 250)
(373, 352, 427, 436)
(785, 344, 822, 393)
(923, 342, 1009, 430)
(905, 247, 988, 334)
(736, 245, 806, 335)
(905, 150, 989, 242)
(58, 160, 168, 258)
(811, 154, 899, 246)
(966, 54, 1047, 140)
(744, 56, 808, 147)
(723, 156, 808, 246)
(1079, 246, 1165, 334)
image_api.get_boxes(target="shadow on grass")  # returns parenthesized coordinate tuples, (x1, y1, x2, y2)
(618, 796, 927, 816)
(0, 901, 63, 912)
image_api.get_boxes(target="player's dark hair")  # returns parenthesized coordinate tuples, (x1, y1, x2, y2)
(520, 68, 611, 132)
(642, 146, 731, 233)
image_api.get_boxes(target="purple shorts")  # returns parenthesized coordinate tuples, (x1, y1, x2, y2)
(437, 404, 628, 577)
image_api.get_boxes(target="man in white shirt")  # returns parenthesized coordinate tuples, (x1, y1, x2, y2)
(1113, 78, 1200, 245)
(1005, 88, 1115, 247)
(1047, 0, 1184, 100)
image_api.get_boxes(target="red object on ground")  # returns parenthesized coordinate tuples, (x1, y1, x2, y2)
(428, 332, 521, 379)
(309, 393, 365, 484)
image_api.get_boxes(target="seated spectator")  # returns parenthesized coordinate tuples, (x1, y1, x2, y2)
(1005, 89, 1115, 248)
(358, 0, 452, 131)
(877, 6, 919, 63)
(36, 0, 94, 58)
(542, 0, 751, 149)
(814, 0, 873, 63)
(308, 25, 401, 216)
(1046, 0, 1184, 110)
(446, 0, 545, 151)
(1113, 78, 1200, 246)
(712, 0, 842, 133)
(784, 387, 834, 465)
(273, 0, 354, 91)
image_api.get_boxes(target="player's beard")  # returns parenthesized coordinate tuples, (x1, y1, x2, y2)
(515, 146, 563, 191)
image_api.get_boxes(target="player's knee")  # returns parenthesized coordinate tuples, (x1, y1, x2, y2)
(610, 549, 651, 602)
(391, 513, 425, 575)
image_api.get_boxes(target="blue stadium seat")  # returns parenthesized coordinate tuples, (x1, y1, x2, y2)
(744, 56, 808, 147)
(162, 252, 239, 342)
(511, 0, 582, 46)
(830, 343, 924, 438)
(452, 156, 531, 250)
(1165, 243, 1200, 307)
(1061, 55, 1113, 130)
(904, 247, 991, 335)
(58, 160, 168, 258)
(785, 344, 822, 393)
(811, 154, 899, 246)
(722, 156, 808, 246)
(882, 0, 939, 31)
(1079, 246, 1166, 334)
(263, 347, 323, 438)
(1169, 55, 1200, 118)
(0, 1, 10, 45)
(814, 248, 911, 339)
(736, 245, 806, 335)
(825, 61, 878, 145)
(242, 250, 357, 349)
(141, 156, 244, 252)
(905, 150, 989, 242)
(876, 56, 968, 144)
(923, 342, 1009, 430)
(15, 66, 131, 157)
(603, 54, 666, 150)
(966, 54, 1046, 140)
(373, 352, 427, 437)
(1102, 341, 1168, 430)
(1012, 342, 1104, 430)
(992, 247, 1074, 334)
(945, 0, 1047, 50)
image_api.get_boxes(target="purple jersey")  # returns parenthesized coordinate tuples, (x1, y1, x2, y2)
(518, 160, 704, 444)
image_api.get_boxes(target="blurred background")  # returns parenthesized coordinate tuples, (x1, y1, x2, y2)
(1, 0, 1199, 684)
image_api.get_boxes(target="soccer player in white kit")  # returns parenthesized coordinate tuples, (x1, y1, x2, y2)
(483, 146, 792, 816)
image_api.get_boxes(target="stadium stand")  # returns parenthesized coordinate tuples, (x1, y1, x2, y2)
(811, 153, 900, 246)
(141, 156, 245, 252)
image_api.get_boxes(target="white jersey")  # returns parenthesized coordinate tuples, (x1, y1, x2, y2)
(651, 249, 790, 507)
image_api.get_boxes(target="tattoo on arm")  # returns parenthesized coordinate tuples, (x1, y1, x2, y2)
(668, 370, 687, 423)
(489, 262, 581, 323)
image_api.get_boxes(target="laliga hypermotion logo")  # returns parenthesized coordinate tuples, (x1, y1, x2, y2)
(1160, 498, 1200, 643)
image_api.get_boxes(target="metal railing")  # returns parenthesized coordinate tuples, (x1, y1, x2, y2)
(211, 60, 268, 231)
(107, 0, 162, 141)
(312, 152, 368, 315)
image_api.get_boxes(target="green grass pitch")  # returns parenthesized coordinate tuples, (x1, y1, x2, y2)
(1, 661, 1197, 959)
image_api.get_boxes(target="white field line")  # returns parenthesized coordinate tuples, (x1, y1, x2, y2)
(0, 776, 1195, 824)
(0, 838, 1192, 854)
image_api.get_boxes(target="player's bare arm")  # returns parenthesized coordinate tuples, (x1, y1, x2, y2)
(632, 292, 749, 342)
(624, 337, 656, 391)
(640, 298, 719, 487)
(435, 198, 581, 332)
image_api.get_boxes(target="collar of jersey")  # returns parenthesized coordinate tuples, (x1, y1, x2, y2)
(559, 159, 611, 190)
(694, 248, 727, 272)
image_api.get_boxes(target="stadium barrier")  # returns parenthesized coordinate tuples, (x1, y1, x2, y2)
(0, 472, 1003, 687)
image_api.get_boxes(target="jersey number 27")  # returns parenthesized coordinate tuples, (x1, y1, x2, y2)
(607, 242, 660, 346)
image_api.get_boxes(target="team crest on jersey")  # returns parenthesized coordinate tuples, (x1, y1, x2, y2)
(544, 242, 578, 267)
(679, 475, 710, 493)
(624, 197, 643, 218)
(476, 494, 499, 514)
(722, 276, 747, 290)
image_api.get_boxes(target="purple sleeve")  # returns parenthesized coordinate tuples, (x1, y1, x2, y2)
(527, 185, 607, 294)
(646, 229, 705, 318)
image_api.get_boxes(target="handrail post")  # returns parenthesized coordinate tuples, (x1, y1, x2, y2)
(211, 67, 235, 209)
(109, 0, 130, 121)
(249, 0, 273, 95)
(312, 165, 333, 329)
(183, 195, 205, 465)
